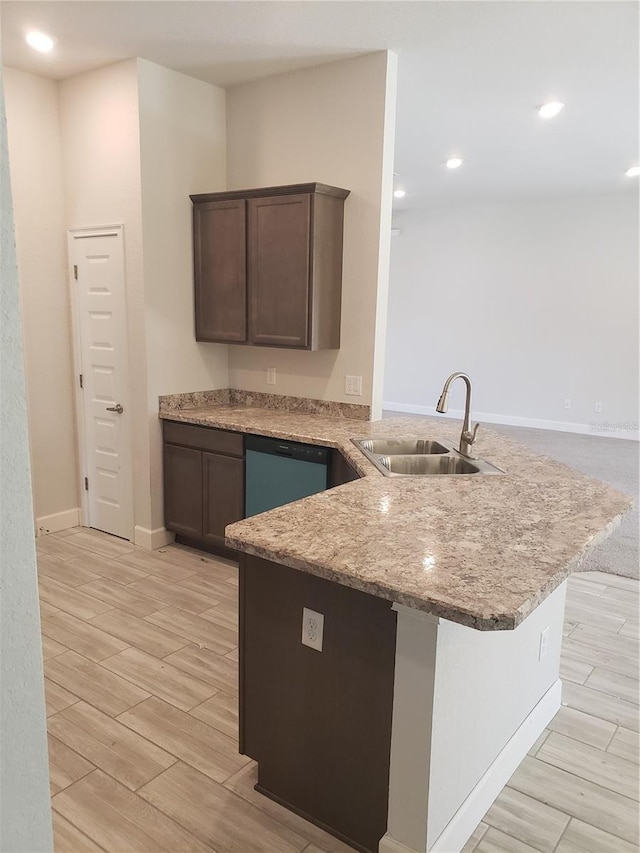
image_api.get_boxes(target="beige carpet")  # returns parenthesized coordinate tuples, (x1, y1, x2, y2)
(489, 424, 638, 581)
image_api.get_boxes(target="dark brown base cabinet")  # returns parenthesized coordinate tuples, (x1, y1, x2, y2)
(240, 555, 397, 853)
(163, 422, 244, 556)
(191, 183, 350, 350)
(163, 419, 361, 559)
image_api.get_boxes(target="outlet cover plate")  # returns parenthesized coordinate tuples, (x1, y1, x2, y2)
(266, 367, 276, 385)
(539, 627, 550, 661)
(345, 375, 363, 396)
(302, 607, 324, 652)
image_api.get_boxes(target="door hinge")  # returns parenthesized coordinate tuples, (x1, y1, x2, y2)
(79, 374, 83, 389)
(73, 264, 78, 280)
(84, 477, 89, 491)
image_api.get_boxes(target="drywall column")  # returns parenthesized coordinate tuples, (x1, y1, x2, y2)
(370, 52, 398, 419)
(382, 607, 439, 853)
(381, 585, 565, 853)
(59, 59, 150, 541)
(137, 59, 228, 543)
(226, 51, 398, 418)
(0, 66, 53, 852)
(4, 67, 79, 532)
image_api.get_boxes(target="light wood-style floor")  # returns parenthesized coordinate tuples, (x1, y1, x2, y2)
(37, 528, 639, 853)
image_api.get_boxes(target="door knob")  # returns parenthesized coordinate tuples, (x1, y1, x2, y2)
(106, 403, 124, 414)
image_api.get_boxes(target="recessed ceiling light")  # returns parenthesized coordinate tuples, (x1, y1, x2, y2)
(625, 165, 640, 177)
(446, 158, 463, 169)
(393, 189, 406, 199)
(25, 31, 55, 53)
(538, 102, 564, 119)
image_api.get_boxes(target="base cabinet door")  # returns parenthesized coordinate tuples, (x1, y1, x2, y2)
(163, 444, 203, 539)
(202, 452, 244, 549)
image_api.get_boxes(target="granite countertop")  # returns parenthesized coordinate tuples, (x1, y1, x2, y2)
(160, 404, 632, 631)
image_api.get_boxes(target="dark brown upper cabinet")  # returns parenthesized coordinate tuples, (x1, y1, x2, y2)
(193, 199, 247, 342)
(191, 183, 350, 350)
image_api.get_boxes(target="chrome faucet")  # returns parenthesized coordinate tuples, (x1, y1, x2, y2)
(436, 372, 480, 458)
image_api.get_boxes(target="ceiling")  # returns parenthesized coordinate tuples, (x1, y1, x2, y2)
(2, 1, 638, 208)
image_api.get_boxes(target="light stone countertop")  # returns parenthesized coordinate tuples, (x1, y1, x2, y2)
(159, 405, 632, 630)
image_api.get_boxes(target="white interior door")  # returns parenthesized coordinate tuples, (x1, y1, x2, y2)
(71, 227, 133, 540)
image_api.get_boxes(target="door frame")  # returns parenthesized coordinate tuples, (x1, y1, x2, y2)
(67, 224, 134, 540)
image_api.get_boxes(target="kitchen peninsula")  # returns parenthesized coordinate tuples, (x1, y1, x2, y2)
(159, 394, 631, 853)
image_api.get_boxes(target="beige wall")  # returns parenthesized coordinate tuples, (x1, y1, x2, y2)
(4, 67, 79, 527)
(7, 52, 396, 544)
(137, 59, 228, 533)
(58, 59, 152, 533)
(9, 58, 229, 542)
(226, 51, 397, 418)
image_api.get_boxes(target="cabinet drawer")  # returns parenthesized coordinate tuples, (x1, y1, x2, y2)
(163, 421, 243, 457)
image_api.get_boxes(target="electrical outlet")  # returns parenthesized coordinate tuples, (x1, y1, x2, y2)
(594, 402, 603, 413)
(266, 367, 276, 386)
(301, 607, 324, 652)
(538, 627, 550, 661)
(563, 398, 571, 410)
(345, 375, 363, 396)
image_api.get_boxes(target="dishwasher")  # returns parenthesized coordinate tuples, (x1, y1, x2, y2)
(245, 434, 330, 518)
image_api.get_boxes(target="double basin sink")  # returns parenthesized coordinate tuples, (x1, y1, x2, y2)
(353, 438, 505, 477)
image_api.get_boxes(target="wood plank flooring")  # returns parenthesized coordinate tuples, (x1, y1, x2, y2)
(38, 528, 639, 853)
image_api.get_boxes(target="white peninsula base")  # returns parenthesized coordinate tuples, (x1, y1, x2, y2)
(380, 583, 567, 853)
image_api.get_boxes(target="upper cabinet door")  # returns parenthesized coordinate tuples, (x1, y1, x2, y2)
(194, 199, 247, 342)
(247, 194, 311, 348)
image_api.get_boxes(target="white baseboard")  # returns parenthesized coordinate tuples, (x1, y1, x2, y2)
(383, 402, 639, 441)
(35, 508, 81, 536)
(427, 679, 562, 853)
(134, 525, 175, 550)
(379, 679, 561, 853)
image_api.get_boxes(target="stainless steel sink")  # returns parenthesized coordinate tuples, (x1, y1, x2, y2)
(379, 455, 481, 475)
(352, 437, 505, 477)
(357, 438, 449, 456)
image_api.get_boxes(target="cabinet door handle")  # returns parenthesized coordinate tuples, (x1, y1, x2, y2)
(106, 403, 124, 414)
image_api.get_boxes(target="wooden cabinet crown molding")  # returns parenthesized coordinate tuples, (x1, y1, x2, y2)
(190, 182, 350, 204)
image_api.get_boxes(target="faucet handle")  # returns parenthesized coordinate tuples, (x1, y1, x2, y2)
(463, 422, 480, 445)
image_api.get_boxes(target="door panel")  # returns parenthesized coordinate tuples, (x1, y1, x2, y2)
(203, 452, 244, 548)
(248, 194, 310, 348)
(194, 199, 247, 342)
(74, 230, 132, 540)
(163, 445, 203, 540)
